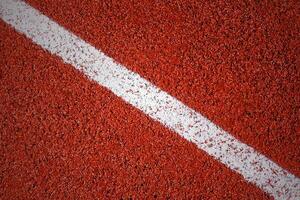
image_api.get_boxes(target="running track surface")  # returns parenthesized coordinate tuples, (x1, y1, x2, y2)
(0, 0, 299, 199)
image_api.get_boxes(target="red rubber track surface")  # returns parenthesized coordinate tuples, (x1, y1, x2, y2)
(0, 21, 271, 199)
(24, 0, 300, 176)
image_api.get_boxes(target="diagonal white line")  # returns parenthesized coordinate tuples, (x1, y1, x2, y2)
(1, 0, 299, 199)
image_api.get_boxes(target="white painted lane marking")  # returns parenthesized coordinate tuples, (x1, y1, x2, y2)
(1, 0, 299, 199)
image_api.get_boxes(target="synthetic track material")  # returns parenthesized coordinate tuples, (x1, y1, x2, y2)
(0, 0, 300, 199)
(0, 14, 271, 200)
(1, 1, 299, 199)
(24, 0, 300, 178)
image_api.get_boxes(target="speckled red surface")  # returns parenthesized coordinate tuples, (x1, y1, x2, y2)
(24, 0, 300, 177)
(1, 0, 300, 199)
(0, 21, 272, 199)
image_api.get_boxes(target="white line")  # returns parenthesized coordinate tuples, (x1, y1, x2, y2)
(1, 0, 299, 199)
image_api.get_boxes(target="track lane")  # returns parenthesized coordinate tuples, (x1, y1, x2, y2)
(1, 1, 299, 198)
(0, 20, 271, 199)
(24, 0, 300, 177)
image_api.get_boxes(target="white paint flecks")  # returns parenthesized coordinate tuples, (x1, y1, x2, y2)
(0, 0, 299, 199)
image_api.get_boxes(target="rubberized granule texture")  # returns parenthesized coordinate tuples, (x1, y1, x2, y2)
(0, 20, 272, 199)
(25, 0, 300, 176)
